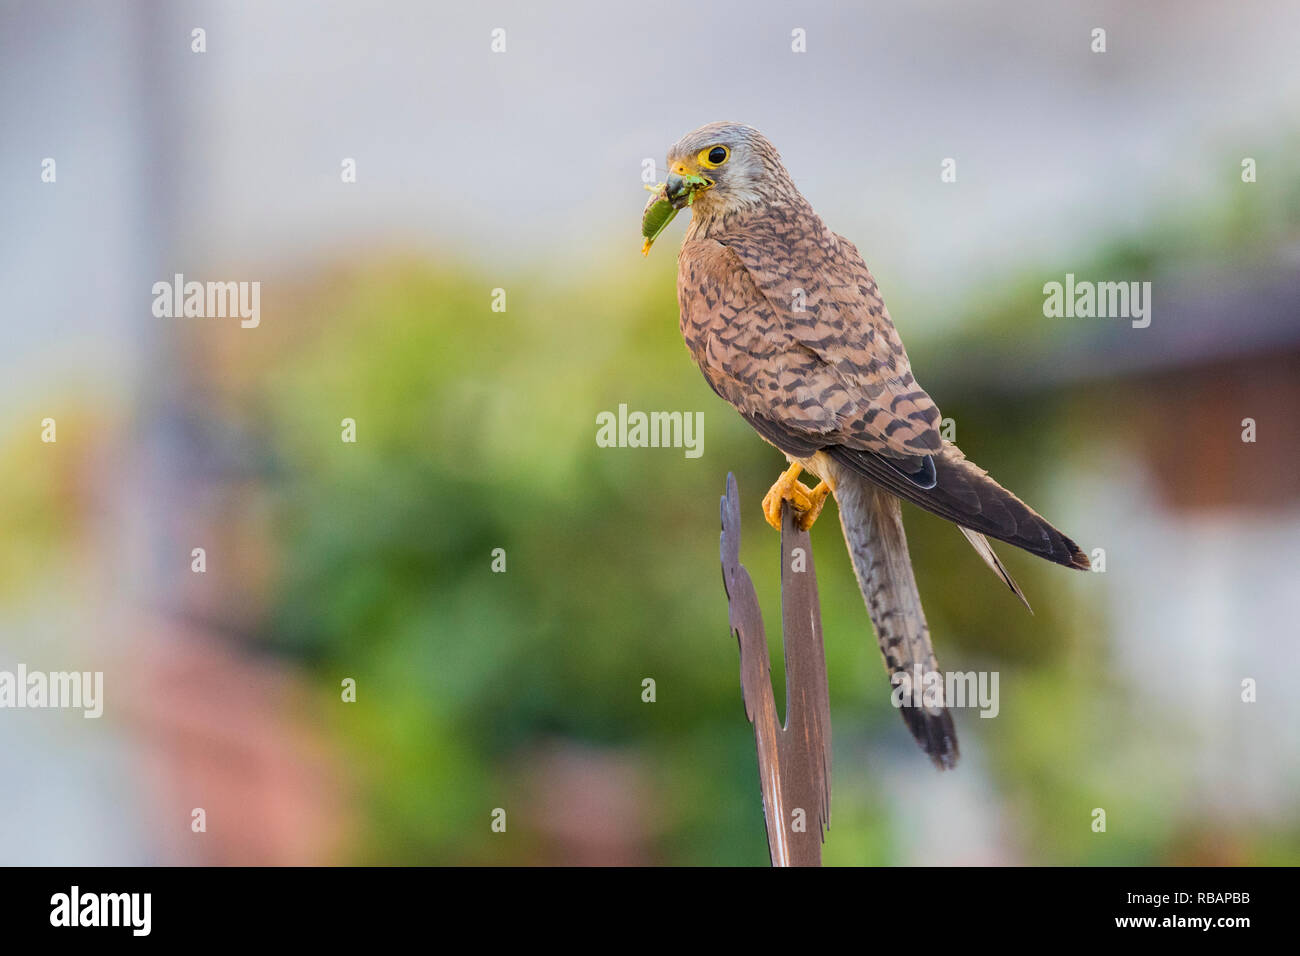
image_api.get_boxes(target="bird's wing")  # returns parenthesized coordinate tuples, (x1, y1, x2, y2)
(722, 226, 944, 463)
(957, 526, 1032, 611)
(678, 236, 940, 475)
(825, 440, 1093, 570)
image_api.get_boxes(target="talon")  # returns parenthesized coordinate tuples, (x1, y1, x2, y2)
(796, 481, 833, 531)
(761, 463, 819, 530)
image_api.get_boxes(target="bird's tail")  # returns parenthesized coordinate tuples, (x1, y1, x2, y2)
(834, 469, 959, 769)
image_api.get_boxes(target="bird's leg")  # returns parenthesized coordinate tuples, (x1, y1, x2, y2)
(762, 463, 836, 531)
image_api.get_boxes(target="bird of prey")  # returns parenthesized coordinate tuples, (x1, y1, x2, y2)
(646, 122, 1090, 769)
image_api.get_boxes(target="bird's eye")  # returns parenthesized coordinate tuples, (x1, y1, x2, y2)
(699, 145, 730, 168)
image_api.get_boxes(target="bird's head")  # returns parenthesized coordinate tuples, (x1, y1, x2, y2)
(663, 122, 794, 216)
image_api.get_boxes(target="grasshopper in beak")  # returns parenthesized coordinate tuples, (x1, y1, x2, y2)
(640, 171, 711, 256)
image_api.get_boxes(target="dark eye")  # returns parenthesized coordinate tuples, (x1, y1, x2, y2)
(696, 144, 731, 169)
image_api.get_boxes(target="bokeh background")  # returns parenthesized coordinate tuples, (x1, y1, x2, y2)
(2, 0, 1298, 865)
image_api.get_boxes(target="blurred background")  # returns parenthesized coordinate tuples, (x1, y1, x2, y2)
(2, 0, 1298, 864)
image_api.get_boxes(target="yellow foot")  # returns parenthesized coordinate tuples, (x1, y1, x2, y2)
(797, 480, 833, 531)
(761, 464, 834, 531)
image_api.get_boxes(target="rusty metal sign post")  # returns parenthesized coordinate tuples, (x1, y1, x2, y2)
(720, 473, 832, 867)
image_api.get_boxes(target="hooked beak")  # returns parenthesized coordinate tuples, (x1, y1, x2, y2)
(665, 164, 712, 208)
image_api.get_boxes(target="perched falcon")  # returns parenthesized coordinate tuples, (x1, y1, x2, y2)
(648, 122, 1090, 769)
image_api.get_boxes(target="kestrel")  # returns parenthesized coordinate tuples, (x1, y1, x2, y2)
(647, 122, 1090, 769)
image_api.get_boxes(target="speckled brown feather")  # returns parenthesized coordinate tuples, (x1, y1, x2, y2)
(679, 228, 941, 471)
